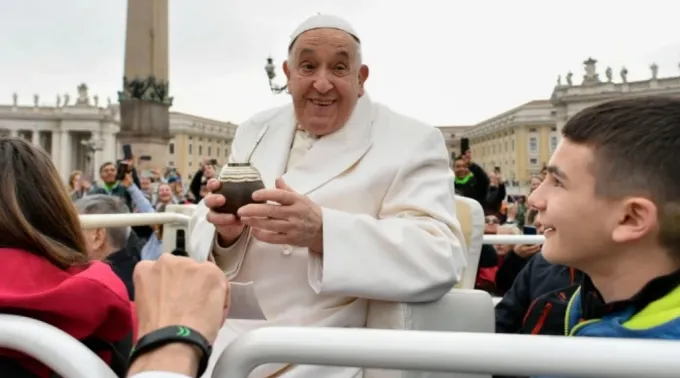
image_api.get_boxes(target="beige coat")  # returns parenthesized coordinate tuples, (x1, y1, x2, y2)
(189, 95, 466, 378)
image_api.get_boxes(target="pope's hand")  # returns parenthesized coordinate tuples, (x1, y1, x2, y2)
(204, 178, 246, 246)
(238, 178, 324, 254)
(133, 254, 230, 344)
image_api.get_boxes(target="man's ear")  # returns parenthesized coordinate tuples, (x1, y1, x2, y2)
(283, 60, 291, 80)
(358, 64, 369, 97)
(93, 228, 106, 251)
(611, 197, 658, 244)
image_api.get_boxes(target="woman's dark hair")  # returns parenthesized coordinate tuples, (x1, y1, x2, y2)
(0, 137, 89, 269)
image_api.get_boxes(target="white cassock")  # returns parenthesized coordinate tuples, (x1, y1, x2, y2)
(189, 94, 466, 378)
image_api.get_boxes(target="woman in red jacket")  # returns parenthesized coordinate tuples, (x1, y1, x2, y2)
(0, 137, 134, 377)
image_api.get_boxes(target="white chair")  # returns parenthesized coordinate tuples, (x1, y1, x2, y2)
(453, 196, 485, 290)
(362, 196, 490, 378)
(0, 314, 117, 378)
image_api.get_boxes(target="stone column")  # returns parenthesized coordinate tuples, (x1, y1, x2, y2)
(118, 0, 172, 165)
(31, 130, 40, 147)
(50, 130, 60, 164)
(93, 132, 104, 176)
(103, 129, 118, 164)
(59, 130, 72, 182)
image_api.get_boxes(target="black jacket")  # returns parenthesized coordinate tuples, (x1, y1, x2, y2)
(495, 253, 583, 335)
(106, 232, 143, 301)
(455, 163, 490, 208)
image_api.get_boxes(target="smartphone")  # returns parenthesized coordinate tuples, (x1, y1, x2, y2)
(122, 144, 133, 161)
(210, 158, 218, 165)
(139, 155, 152, 162)
(494, 166, 501, 173)
(461, 138, 470, 155)
(523, 226, 537, 235)
(115, 162, 129, 181)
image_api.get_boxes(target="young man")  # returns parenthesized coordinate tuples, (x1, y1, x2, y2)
(452, 153, 490, 207)
(518, 96, 680, 339)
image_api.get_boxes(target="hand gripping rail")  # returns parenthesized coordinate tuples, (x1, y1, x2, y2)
(215, 327, 680, 378)
(0, 315, 117, 378)
(79, 213, 191, 228)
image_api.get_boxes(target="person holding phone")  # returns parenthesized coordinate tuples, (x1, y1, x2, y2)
(188, 157, 217, 203)
(485, 171, 507, 217)
(90, 144, 142, 211)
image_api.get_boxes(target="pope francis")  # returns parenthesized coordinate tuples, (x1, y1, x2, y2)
(189, 14, 466, 378)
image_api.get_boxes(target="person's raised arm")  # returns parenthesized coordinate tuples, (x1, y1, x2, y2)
(121, 173, 155, 213)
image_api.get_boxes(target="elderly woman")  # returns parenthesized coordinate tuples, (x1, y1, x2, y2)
(494, 220, 543, 295)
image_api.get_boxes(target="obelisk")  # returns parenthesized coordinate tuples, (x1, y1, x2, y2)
(117, 0, 172, 169)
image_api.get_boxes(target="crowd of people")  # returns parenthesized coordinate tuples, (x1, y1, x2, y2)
(451, 145, 549, 296)
(0, 13, 679, 378)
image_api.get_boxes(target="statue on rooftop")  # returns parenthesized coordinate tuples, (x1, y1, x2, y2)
(620, 67, 628, 83)
(605, 67, 613, 82)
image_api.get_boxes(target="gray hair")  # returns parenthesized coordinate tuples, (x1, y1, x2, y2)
(74, 194, 131, 250)
(288, 31, 362, 67)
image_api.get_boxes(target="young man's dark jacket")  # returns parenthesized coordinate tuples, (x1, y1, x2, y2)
(495, 253, 582, 335)
(454, 162, 490, 208)
(498, 254, 680, 337)
(496, 255, 680, 378)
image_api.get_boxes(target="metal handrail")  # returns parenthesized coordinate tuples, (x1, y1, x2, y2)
(77, 212, 544, 245)
(216, 327, 680, 378)
(79, 213, 191, 229)
(483, 234, 545, 244)
(0, 315, 117, 378)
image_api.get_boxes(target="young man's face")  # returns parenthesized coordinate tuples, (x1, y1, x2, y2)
(453, 159, 468, 178)
(528, 139, 624, 270)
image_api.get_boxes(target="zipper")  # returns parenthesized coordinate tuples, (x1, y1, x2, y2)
(564, 287, 579, 335)
(564, 287, 600, 335)
(531, 302, 553, 334)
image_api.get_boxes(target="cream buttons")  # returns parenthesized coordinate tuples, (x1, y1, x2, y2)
(282, 245, 293, 256)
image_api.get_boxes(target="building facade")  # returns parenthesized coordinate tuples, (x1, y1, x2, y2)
(436, 125, 473, 159)
(462, 58, 680, 194)
(0, 84, 237, 183)
(167, 112, 237, 179)
(463, 100, 555, 187)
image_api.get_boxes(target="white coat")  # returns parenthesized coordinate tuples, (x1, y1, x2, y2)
(189, 94, 466, 378)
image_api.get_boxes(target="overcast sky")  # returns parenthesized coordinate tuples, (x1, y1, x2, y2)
(1, 0, 678, 126)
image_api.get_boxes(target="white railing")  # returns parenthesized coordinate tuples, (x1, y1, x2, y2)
(79, 213, 191, 228)
(0, 315, 117, 378)
(483, 234, 544, 244)
(78, 212, 543, 245)
(216, 327, 680, 378)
